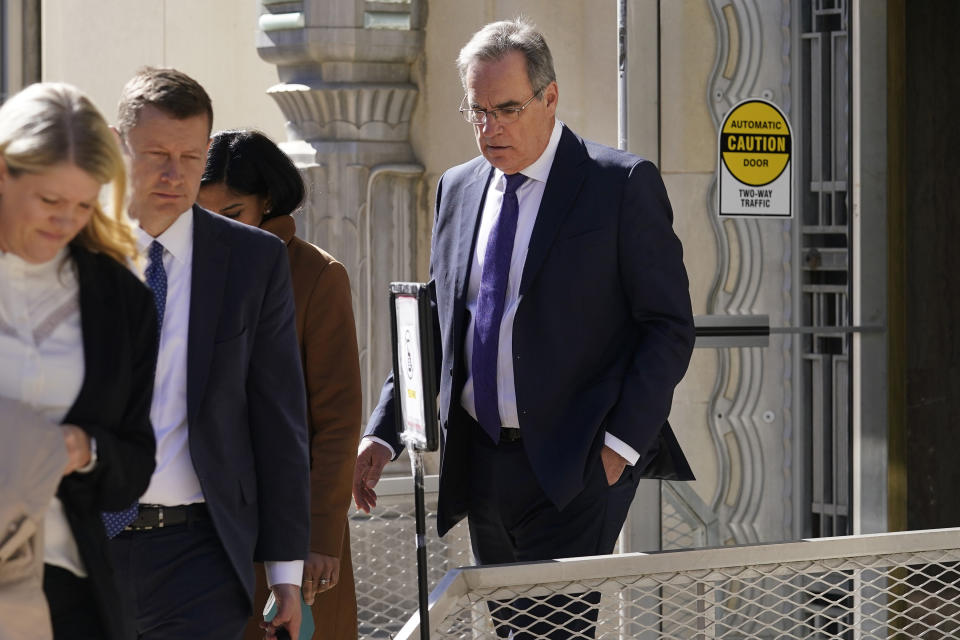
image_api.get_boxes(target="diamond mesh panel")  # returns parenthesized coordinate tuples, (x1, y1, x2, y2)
(351, 491, 473, 638)
(351, 478, 717, 637)
(662, 496, 701, 551)
(430, 548, 960, 639)
(662, 481, 715, 551)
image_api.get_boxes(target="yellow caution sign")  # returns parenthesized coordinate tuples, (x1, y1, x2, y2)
(718, 99, 792, 217)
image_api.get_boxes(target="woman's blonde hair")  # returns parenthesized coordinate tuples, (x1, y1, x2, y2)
(0, 82, 135, 264)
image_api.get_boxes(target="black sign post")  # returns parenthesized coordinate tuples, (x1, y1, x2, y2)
(388, 282, 439, 640)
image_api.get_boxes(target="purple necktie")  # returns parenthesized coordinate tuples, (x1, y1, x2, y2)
(101, 241, 166, 537)
(473, 172, 527, 443)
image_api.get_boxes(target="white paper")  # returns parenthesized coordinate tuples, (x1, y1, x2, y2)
(395, 295, 427, 447)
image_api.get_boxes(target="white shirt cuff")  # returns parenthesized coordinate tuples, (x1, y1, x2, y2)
(364, 435, 396, 458)
(264, 560, 304, 588)
(604, 432, 640, 466)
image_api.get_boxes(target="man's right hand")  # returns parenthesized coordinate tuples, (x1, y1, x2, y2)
(352, 439, 392, 513)
(261, 583, 301, 640)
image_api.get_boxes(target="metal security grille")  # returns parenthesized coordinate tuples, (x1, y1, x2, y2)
(351, 477, 720, 637)
(798, 0, 852, 538)
(400, 528, 960, 640)
(350, 476, 474, 638)
(662, 481, 720, 551)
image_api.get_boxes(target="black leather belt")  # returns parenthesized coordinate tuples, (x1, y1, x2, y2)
(500, 427, 522, 443)
(124, 503, 208, 531)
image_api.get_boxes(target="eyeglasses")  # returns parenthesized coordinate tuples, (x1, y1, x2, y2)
(459, 90, 543, 125)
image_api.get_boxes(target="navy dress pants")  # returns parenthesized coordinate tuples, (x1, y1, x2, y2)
(465, 418, 643, 639)
(44, 564, 106, 640)
(109, 509, 249, 640)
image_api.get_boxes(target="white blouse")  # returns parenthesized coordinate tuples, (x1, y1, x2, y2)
(0, 247, 87, 577)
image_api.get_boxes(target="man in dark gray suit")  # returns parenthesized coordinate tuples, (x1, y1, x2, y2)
(108, 68, 310, 640)
(354, 19, 695, 638)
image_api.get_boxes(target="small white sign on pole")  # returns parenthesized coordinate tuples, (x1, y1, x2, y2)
(718, 98, 793, 218)
(388, 282, 439, 453)
(394, 294, 426, 443)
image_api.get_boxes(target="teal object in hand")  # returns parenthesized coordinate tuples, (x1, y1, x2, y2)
(263, 590, 315, 640)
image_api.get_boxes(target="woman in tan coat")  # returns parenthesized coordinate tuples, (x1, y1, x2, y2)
(199, 130, 362, 640)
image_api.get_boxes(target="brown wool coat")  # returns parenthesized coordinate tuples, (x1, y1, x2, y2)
(243, 215, 362, 640)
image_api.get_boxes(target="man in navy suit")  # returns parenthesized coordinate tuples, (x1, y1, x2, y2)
(354, 16, 694, 622)
(107, 68, 310, 640)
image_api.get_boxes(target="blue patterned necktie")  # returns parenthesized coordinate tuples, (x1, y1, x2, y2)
(472, 173, 527, 443)
(144, 241, 167, 343)
(101, 241, 166, 538)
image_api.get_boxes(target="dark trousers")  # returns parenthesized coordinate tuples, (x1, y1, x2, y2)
(108, 509, 249, 640)
(43, 564, 106, 640)
(465, 420, 643, 639)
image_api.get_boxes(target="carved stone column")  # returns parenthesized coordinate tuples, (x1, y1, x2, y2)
(256, 0, 426, 425)
(706, 0, 794, 545)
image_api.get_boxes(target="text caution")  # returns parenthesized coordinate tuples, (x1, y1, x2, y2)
(718, 99, 793, 218)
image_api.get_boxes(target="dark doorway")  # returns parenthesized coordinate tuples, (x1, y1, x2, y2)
(902, 0, 960, 530)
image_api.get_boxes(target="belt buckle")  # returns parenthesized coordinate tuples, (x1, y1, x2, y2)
(123, 505, 163, 532)
(501, 427, 521, 443)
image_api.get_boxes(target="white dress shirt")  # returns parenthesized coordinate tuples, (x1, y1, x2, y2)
(0, 248, 88, 577)
(137, 210, 302, 587)
(136, 211, 202, 506)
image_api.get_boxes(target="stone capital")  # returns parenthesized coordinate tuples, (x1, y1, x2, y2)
(268, 83, 419, 143)
(256, 0, 425, 84)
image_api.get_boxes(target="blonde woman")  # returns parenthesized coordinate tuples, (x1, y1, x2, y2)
(0, 83, 157, 640)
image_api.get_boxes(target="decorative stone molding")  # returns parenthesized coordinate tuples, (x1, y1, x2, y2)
(268, 84, 419, 142)
(707, 0, 794, 545)
(257, 0, 424, 73)
(256, 0, 426, 428)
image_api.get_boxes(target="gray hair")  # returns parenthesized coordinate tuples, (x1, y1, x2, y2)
(457, 17, 557, 95)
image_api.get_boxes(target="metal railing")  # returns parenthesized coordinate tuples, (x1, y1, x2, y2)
(350, 475, 473, 638)
(661, 480, 720, 551)
(350, 477, 720, 637)
(395, 528, 960, 639)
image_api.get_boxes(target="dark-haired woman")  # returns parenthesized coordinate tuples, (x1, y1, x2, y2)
(198, 130, 361, 640)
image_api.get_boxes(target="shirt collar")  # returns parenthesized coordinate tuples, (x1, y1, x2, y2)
(136, 207, 194, 265)
(492, 118, 564, 188)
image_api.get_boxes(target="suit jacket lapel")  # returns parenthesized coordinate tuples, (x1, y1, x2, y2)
(450, 163, 494, 368)
(519, 126, 588, 295)
(187, 206, 229, 423)
(453, 163, 494, 303)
